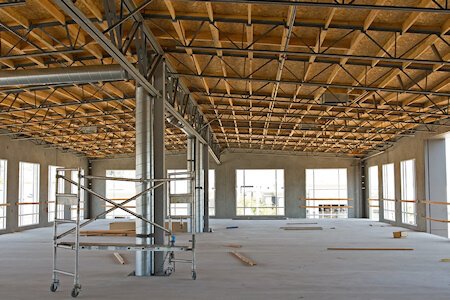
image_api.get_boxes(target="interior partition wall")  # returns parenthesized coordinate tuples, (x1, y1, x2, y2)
(18, 162, 40, 227)
(236, 169, 285, 216)
(305, 168, 348, 219)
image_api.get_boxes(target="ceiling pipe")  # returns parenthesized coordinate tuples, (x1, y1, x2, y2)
(0, 64, 128, 87)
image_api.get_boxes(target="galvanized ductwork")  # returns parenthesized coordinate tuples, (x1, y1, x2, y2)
(0, 65, 128, 86)
(135, 85, 154, 276)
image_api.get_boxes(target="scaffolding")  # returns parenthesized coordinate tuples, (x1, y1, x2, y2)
(50, 168, 196, 298)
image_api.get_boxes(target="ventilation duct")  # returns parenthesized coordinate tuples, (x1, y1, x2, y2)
(321, 92, 350, 104)
(0, 65, 128, 86)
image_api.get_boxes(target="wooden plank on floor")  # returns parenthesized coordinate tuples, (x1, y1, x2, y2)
(327, 247, 414, 251)
(286, 222, 318, 225)
(80, 229, 136, 236)
(113, 252, 125, 265)
(280, 226, 323, 230)
(224, 244, 242, 248)
(230, 251, 257, 266)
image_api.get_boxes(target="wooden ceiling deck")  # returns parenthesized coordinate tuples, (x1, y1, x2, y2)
(0, 0, 449, 158)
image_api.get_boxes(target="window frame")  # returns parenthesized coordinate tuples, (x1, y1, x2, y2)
(235, 169, 285, 216)
(305, 168, 349, 219)
(382, 163, 396, 221)
(400, 159, 417, 225)
(18, 162, 40, 227)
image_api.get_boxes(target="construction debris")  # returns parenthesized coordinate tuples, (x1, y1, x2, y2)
(230, 251, 257, 266)
(280, 227, 323, 230)
(393, 231, 408, 238)
(113, 252, 125, 265)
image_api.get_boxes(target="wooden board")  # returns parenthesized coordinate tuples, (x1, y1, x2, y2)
(109, 221, 135, 231)
(224, 244, 242, 248)
(113, 252, 125, 265)
(165, 221, 188, 233)
(80, 229, 135, 237)
(286, 222, 318, 225)
(230, 251, 256, 266)
(327, 247, 414, 251)
(280, 226, 323, 230)
(393, 231, 408, 238)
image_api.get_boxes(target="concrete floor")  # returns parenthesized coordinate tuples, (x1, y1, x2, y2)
(1, 219, 450, 300)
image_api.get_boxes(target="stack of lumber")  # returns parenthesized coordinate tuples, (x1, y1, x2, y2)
(80, 220, 188, 236)
(80, 221, 136, 236)
(80, 229, 135, 236)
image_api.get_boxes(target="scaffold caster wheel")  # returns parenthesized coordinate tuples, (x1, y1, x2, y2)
(192, 271, 197, 280)
(164, 268, 173, 276)
(71, 287, 80, 298)
(50, 282, 59, 292)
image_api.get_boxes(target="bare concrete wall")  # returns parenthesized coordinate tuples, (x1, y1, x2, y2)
(365, 127, 450, 233)
(0, 135, 88, 234)
(91, 150, 361, 219)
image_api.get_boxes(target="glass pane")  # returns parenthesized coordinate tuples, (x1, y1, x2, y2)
(235, 169, 284, 216)
(105, 170, 136, 219)
(305, 169, 348, 219)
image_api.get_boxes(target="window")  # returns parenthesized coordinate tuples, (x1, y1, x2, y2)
(209, 169, 216, 216)
(71, 169, 85, 220)
(0, 160, 7, 230)
(105, 170, 136, 219)
(401, 159, 416, 225)
(382, 163, 396, 221)
(19, 162, 40, 226)
(305, 169, 348, 219)
(368, 166, 379, 221)
(236, 169, 284, 216)
(48, 166, 64, 222)
(168, 170, 190, 216)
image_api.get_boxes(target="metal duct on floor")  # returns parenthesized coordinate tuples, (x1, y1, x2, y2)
(0, 65, 128, 86)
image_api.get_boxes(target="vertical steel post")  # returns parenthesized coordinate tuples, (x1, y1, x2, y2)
(135, 85, 154, 276)
(153, 61, 166, 275)
(195, 138, 204, 232)
(74, 168, 81, 291)
(51, 170, 59, 287)
(187, 137, 196, 233)
(203, 142, 209, 232)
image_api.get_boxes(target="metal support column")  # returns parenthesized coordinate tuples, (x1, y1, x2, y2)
(135, 85, 154, 276)
(86, 160, 93, 219)
(360, 162, 367, 219)
(153, 61, 166, 275)
(203, 142, 209, 232)
(187, 137, 196, 233)
(195, 138, 204, 233)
